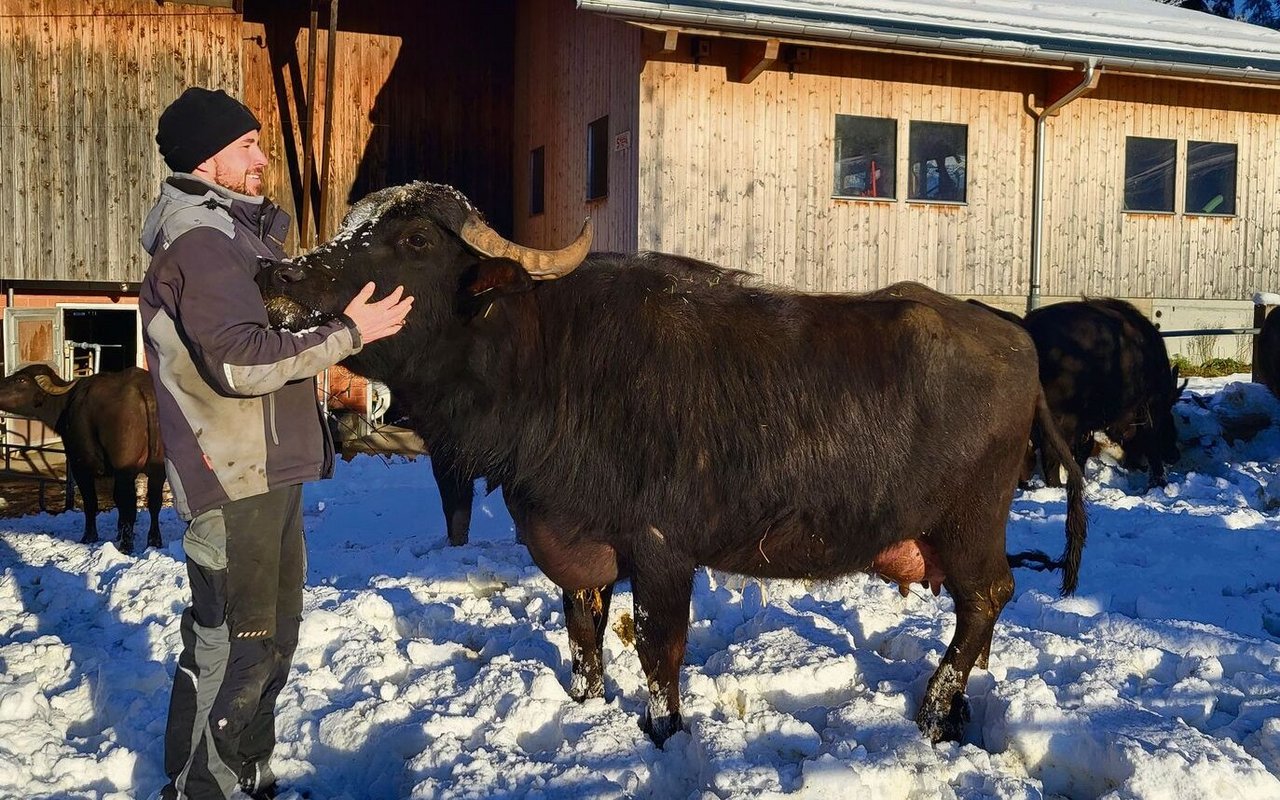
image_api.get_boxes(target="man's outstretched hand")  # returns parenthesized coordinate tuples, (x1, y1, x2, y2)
(343, 282, 414, 344)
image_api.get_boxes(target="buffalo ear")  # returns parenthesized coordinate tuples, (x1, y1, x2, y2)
(458, 258, 534, 312)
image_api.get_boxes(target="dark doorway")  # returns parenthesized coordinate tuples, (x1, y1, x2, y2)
(62, 308, 137, 376)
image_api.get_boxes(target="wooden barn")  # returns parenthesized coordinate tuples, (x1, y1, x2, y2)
(4, 0, 1280, 390)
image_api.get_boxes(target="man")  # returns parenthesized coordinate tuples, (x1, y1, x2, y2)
(139, 87, 412, 800)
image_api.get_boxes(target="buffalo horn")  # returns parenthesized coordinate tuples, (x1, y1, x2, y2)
(33, 374, 76, 395)
(459, 216, 593, 279)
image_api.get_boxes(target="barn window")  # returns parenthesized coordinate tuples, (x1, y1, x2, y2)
(587, 116, 609, 200)
(530, 146, 545, 216)
(1185, 141, 1236, 216)
(1123, 136, 1176, 213)
(833, 115, 896, 199)
(908, 122, 967, 203)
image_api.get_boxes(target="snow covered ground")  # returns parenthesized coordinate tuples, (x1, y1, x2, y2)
(2, 375, 1280, 799)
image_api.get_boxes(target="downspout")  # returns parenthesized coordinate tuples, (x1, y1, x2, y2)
(1028, 58, 1098, 312)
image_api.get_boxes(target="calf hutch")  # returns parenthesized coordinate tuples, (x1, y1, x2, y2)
(4, 0, 1280, 411)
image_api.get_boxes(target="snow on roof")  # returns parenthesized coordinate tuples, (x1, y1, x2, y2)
(581, 0, 1280, 82)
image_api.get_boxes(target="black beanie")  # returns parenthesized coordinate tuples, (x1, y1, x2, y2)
(156, 87, 261, 174)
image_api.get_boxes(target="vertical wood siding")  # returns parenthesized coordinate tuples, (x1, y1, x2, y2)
(0, 0, 240, 282)
(244, 2, 515, 252)
(637, 44, 1279, 300)
(1042, 75, 1280, 300)
(514, 0, 642, 252)
(638, 47, 1039, 295)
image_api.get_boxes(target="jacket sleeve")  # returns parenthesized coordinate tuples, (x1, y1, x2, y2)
(164, 228, 362, 397)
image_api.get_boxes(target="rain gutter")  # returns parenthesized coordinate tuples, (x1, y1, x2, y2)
(1028, 59, 1098, 312)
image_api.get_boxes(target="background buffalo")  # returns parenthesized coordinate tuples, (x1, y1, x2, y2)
(0, 365, 165, 551)
(1257, 307, 1280, 400)
(1023, 299, 1183, 487)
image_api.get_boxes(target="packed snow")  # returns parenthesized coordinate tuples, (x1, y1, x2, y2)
(2, 375, 1280, 799)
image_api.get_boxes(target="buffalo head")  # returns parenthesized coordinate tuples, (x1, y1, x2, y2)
(0, 364, 76, 423)
(257, 182, 591, 378)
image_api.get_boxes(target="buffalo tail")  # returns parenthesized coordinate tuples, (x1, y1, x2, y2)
(1032, 389, 1088, 595)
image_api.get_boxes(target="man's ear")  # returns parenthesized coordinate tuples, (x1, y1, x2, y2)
(458, 258, 534, 312)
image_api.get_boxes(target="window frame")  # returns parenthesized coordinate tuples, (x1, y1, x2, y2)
(832, 114, 898, 202)
(1122, 135, 1178, 215)
(906, 120, 968, 205)
(1184, 139, 1237, 218)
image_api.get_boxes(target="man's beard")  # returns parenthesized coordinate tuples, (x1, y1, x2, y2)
(214, 164, 262, 196)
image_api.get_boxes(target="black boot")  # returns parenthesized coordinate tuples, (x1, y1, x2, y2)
(239, 762, 277, 799)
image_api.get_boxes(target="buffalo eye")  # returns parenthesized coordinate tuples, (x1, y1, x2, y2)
(405, 232, 431, 250)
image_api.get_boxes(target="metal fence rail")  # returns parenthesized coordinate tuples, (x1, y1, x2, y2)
(1158, 300, 1275, 384)
(1159, 327, 1260, 338)
(0, 418, 74, 513)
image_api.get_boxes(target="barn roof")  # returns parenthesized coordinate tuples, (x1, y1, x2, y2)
(580, 0, 1280, 85)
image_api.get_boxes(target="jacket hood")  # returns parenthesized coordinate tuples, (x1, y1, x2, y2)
(140, 174, 267, 255)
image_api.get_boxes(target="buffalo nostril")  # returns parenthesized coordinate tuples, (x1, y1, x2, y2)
(276, 266, 307, 285)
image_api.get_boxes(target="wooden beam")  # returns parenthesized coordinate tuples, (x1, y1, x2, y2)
(731, 38, 779, 84)
(157, 0, 238, 7)
(660, 29, 679, 54)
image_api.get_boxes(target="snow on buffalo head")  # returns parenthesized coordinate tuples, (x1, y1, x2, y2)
(257, 181, 592, 349)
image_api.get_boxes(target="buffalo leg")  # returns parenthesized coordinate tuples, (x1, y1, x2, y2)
(1131, 431, 1168, 487)
(976, 628, 995, 671)
(916, 547, 1014, 742)
(1144, 447, 1167, 487)
(632, 556, 694, 746)
(71, 462, 99, 544)
(146, 467, 165, 548)
(564, 582, 615, 702)
(113, 470, 138, 553)
(431, 455, 474, 546)
(1040, 418, 1083, 488)
(1036, 425, 1063, 488)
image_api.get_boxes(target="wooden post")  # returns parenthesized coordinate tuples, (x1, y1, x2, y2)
(317, 0, 340, 243)
(299, 1, 320, 250)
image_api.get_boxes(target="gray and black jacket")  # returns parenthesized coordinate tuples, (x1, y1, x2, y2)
(139, 175, 360, 520)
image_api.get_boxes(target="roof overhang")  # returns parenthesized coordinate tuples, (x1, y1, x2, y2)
(580, 0, 1280, 88)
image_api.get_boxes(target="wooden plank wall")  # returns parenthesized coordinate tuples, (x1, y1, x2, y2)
(637, 44, 1040, 295)
(242, 0, 515, 253)
(0, 0, 241, 282)
(1042, 75, 1280, 300)
(514, 0, 642, 251)
(637, 43, 1280, 301)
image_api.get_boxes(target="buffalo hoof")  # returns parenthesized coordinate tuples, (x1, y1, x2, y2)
(148, 534, 163, 549)
(915, 692, 971, 743)
(568, 673, 604, 703)
(80, 532, 99, 544)
(119, 537, 134, 554)
(447, 533, 469, 547)
(641, 708, 683, 747)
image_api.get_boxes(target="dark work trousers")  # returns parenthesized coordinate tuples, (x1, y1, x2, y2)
(161, 484, 305, 800)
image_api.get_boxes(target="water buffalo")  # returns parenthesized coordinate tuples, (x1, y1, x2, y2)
(0, 365, 165, 551)
(1023, 299, 1184, 486)
(257, 182, 1086, 745)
